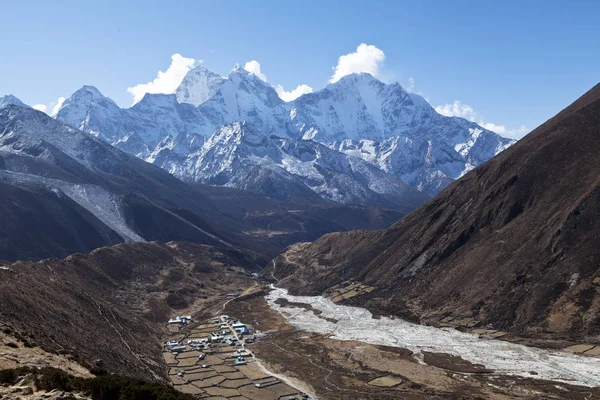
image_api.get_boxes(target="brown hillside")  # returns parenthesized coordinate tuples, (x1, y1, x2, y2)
(268, 83, 600, 342)
(0, 241, 257, 381)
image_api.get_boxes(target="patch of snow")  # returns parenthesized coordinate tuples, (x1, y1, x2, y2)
(0, 169, 145, 243)
(569, 273, 580, 287)
(60, 184, 146, 243)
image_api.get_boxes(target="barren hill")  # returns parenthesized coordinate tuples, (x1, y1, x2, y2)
(268, 83, 600, 342)
(0, 241, 258, 381)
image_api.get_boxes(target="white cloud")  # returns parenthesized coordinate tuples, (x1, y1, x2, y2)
(127, 53, 198, 105)
(275, 84, 313, 102)
(32, 104, 47, 113)
(329, 43, 386, 83)
(51, 97, 65, 116)
(499, 124, 529, 138)
(243, 60, 267, 82)
(479, 122, 505, 133)
(243, 59, 311, 101)
(435, 100, 529, 139)
(31, 96, 66, 116)
(435, 101, 477, 121)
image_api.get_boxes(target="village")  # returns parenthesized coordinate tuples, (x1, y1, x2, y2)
(163, 314, 314, 400)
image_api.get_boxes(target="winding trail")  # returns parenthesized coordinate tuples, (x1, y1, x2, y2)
(83, 291, 160, 380)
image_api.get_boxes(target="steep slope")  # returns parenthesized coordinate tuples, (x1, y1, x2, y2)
(0, 95, 27, 110)
(269, 83, 600, 342)
(193, 65, 290, 138)
(56, 85, 127, 143)
(0, 104, 241, 260)
(180, 122, 428, 210)
(0, 105, 406, 261)
(175, 64, 226, 106)
(291, 73, 514, 195)
(56, 86, 205, 158)
(0, 241, 258, 381)
(122, 93, 205, 157)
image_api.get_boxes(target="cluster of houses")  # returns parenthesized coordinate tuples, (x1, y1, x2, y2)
(164, 315, 253, 357)
(163, 314, 315, 400)
(167, 315, 193, 325)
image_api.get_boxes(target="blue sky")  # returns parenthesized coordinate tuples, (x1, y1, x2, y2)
(1, 0, 598, 138)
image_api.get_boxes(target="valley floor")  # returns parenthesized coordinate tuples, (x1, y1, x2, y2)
(3, 254, 600, 399)
(161, 282, 600, 399)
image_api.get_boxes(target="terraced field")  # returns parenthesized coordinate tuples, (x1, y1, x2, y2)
(163, 319, 310, 400)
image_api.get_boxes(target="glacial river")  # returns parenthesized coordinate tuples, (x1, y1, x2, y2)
(266, 286, 600, 387)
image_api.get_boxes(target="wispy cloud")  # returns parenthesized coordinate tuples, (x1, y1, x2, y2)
(51, 97, 66, 116)
(435, 100, 529, 139)
(407, 77, 415, 92)
(435, 101, 477, 120)
(127, 53, 198, 105)
(32, 96, 67, 116)
(330, 43, 386, 83)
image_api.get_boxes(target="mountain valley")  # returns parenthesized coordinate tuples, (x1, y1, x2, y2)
(267, 83, 600, 344)
(1, 38, 599, 400)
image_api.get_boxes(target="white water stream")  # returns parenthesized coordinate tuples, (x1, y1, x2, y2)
(266, 286, 600, 387)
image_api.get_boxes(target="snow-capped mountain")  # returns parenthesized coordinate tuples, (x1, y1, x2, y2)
(192, 65, 291, 138)
(176, 122, 428, 210)
(176, 65, 226, 106)
(57, 86, 205, 158)
(55, 64, 514, 202)
(57, 85, 127, 142)
(0, 104, 410, 261)
(289, 73, 514, 194)
(0, 95, 27, 110)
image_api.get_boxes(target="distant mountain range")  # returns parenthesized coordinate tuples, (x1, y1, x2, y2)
(0, 103, 409, 262)
(0, 64, 514, 261)
(49, 64, 513, 200)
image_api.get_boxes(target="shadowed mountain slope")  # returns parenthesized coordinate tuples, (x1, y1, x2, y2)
(0, 105, 409, 262)
(268, 83, 600, 341)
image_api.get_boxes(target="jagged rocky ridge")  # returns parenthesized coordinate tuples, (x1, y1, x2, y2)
(0, 95, 27, 109)
(0, 104, 408, 261)
(53, 65, 513, 201)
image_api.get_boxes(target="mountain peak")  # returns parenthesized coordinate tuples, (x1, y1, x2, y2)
(230, 63, 244, 75)
(188, 64, 210, 73)
(229, 64, 261, 81)
(329, 72, 384, 88)
(175, 64, 226, 106)
(65, 85, 116, 107)
(78, 85, 106, 97)
(0, 94, 27, 110)
(1, 94, 23, 102)
(343, 72, 378, 81)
